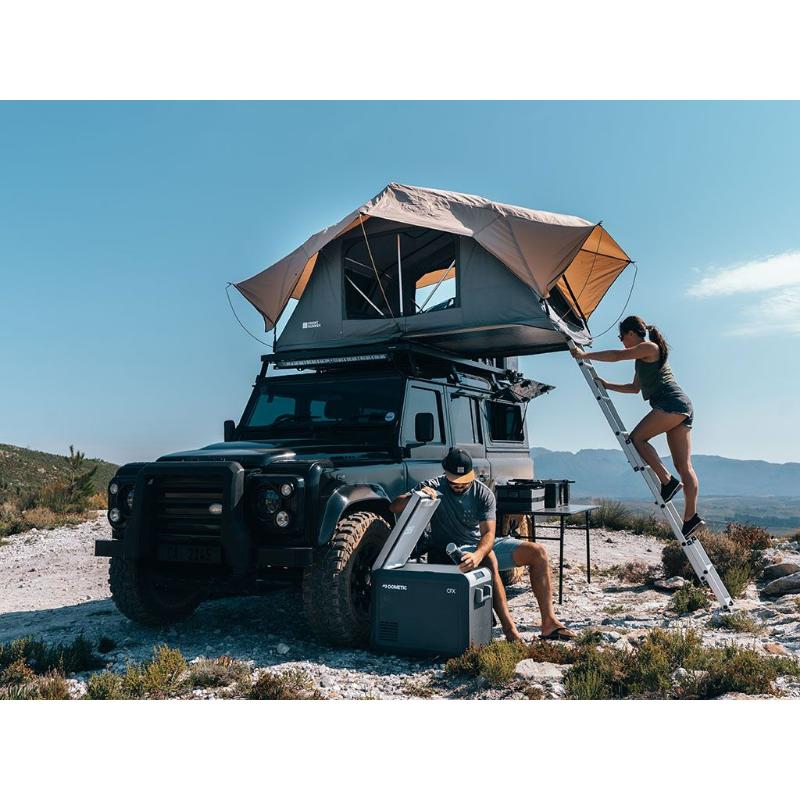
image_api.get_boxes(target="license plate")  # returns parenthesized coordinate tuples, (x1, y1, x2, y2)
(158, 543, 222, 564)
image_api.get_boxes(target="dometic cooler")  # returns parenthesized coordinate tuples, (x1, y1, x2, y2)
(370, 491, 493, 657)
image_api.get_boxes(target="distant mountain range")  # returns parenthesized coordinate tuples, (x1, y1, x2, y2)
(531, 447, 800, 499)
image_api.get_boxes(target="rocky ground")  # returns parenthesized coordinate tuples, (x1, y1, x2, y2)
(2, 513, 799, 699)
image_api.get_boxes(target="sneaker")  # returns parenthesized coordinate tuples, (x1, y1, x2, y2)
(681, 513, 704, 537)
(660, 476, 683, 503)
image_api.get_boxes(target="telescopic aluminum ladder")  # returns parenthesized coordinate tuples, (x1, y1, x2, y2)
(570, 342, 734, 608)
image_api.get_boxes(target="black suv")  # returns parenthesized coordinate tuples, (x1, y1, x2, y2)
(96, 343, 549, 645)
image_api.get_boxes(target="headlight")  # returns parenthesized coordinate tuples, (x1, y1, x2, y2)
(279, 482, 294, 497)
(262, 489, 281, 514)
(125, 488, 135, 510)
(109, 482, 119, 496)
(109, 508, 122, 523)
(275, 510, 291, 528)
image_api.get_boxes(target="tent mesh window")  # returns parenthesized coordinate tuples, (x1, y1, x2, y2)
(487, 401, 525, 442)
(343, 226, 458, 320)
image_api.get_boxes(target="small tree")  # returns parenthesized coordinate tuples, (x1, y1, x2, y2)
(64, 445, 97, 511)
(38, 446, 98, 513)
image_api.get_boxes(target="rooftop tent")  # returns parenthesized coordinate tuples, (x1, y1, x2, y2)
(234, 184, 632, 357)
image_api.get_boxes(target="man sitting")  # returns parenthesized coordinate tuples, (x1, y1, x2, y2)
(389, 448, 575, 642)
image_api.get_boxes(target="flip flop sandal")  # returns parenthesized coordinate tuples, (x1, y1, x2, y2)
(540, 627, 576, 642)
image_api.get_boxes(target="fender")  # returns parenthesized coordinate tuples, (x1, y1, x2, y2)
(317, 484, 393, 546)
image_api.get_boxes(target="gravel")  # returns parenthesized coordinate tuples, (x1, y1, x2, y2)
(2, 514, 799, 699)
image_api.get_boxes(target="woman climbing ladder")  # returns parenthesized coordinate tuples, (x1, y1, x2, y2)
(571, 315, 703, 537)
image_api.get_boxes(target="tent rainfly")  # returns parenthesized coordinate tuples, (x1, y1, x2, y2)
(234, 183, 633, 358)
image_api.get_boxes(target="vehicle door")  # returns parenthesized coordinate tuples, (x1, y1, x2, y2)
(401, 381, 449, 490)
(482, 399, 533, 486)
(445, 389, 491, 486)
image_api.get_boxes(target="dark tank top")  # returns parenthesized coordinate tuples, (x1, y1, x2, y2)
(635, 357, 681, 401)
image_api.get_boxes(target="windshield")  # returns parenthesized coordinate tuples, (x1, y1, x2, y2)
(241, 375, 404, 435)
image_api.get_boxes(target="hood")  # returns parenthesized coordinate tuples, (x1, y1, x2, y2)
(157, 439, 393, 468)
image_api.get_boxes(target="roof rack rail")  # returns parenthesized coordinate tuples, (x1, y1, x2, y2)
(261, 341, 509, 377)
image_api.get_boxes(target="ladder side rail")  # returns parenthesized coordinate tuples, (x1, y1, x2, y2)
(569, 342, 733, 608)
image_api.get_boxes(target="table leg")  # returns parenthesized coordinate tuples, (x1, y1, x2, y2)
(585, 511, 591, 583)
(558, 515, 564, 604)
(530, 514, 536, 542)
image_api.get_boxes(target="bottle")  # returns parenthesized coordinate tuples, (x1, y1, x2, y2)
(446, 542, 463, 565)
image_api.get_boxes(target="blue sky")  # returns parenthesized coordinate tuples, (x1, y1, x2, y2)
(1, 101, 798, 466)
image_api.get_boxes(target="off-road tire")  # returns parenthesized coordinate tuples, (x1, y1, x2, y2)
(109, 556, 204, 626)
(302, 510, 391, 647)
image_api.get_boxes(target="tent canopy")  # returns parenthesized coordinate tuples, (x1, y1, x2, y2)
(234, 183, 632, 355)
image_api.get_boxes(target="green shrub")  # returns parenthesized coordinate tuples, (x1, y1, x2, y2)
(525, 639, 577, 665)
(629, 512, 671, 539)
(0, 634, 103, 675)
(723, 522, 771, 552)
(121, 645, 187, 698)
(722, 564, 752, 599)
(699, 644, 800, 698)
(563, 627, 798, 699)
(593, 500, 633, 531)
(663, 529, 749, 582)
(1, 658, 37, 686)
(0, 504, 26, 538)
(670, 585, 711, 614)
(86, 671, 125, 700)
(445, 640, 527, 687)
(247, 668, 320, 700)
(710, 611, 765, 634)
(97, 636, 117, 654)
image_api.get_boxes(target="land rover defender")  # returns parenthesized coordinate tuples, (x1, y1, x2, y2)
(95, 342, 550, 645)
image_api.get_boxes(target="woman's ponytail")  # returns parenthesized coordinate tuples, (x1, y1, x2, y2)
(647, 325, 669, 365)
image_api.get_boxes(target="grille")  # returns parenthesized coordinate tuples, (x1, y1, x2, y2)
(378, 620, 399, 642)
(153, 475, 224, 540)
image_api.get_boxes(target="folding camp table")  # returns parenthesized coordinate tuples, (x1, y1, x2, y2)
(497, 503, 598, 604)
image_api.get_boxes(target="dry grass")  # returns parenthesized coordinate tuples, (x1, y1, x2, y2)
(445, 640, 528, 687)
(185, 656, 250, 689)
(710, 611, 766, 635)
(246, 668, 321, 700)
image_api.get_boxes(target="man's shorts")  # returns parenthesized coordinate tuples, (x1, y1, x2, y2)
(460, 536, 523, 571)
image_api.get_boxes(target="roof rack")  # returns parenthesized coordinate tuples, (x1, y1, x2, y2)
(261, 341, 510, 378)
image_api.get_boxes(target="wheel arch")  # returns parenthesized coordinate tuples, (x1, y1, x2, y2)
(316, 484, 393, 547)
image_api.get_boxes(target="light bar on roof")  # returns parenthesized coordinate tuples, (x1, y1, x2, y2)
(275, 353, 390, 369)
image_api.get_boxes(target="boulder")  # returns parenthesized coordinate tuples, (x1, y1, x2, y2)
(761, 573, 800, 598)
(654, 576, 688, 592)
(514, 660, 567, 683)
(762, 563, 800, 581)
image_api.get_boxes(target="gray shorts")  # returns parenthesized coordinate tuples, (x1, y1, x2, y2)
(460, 537, 523, 571)
(650, 391, 694, 429)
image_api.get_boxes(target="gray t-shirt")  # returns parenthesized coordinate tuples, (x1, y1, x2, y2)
(413, 475, 496, 549)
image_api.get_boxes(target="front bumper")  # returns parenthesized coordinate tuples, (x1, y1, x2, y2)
(94, 538, 313, 568)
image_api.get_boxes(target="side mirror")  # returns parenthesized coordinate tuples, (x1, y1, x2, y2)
(223, 420, 236, 442)
(414, 412, 435, 443)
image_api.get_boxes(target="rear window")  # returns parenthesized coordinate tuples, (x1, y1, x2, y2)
(487, 401, 525, 442)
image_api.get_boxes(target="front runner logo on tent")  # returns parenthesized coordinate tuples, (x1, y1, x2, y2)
(302, 320, 321, 329)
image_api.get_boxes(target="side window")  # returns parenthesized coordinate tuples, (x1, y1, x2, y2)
(450, 395, 482, 445)
(487, 401, 525, 442)
(402, 387, 444, 444)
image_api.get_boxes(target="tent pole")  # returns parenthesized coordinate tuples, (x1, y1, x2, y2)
(345, 274, 386, 317)
(397, 234, 403, 317)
